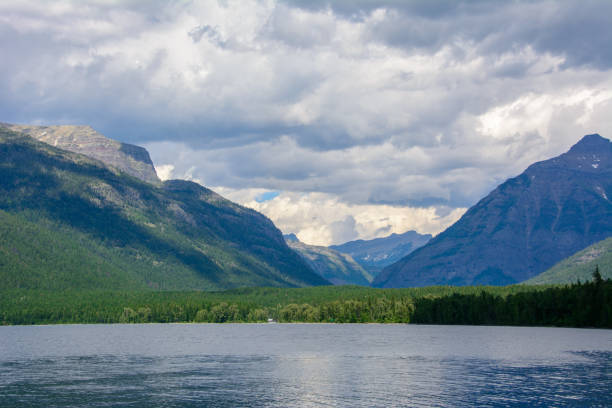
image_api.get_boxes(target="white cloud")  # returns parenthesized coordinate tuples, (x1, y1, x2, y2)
(2, 0, 612, 244)
(208, 187, 466, 246)
(155, 164, 174, 181)
(478, 88, 612, 142)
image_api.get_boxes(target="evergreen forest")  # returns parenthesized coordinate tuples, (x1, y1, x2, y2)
(2, 271, 610, 328)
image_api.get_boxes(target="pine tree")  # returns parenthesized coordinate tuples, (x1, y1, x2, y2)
(593, 265, 603, 285)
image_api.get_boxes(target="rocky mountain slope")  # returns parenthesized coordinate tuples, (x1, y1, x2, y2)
(526, 237, 612, 284)
(330, 231, 431, 277)
(1, 123, 160, 184)
(284, 235, 372, 286)
(0, 127, 328, 290)
(374, 134, 612, 287)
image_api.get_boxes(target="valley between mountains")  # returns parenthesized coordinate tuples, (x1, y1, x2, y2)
(1, 123, 611, 292)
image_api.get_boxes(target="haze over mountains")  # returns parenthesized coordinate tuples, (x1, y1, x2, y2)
(283, 235, 372, 286)
(282, 231, 431, 286)
(0, 126, 328, 290)
(375, 134, 612, 287)
(330, 231, 432, 277)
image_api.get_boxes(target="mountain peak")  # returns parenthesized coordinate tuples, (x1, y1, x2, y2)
(284, 233, 300, 242)
(568, 133, 610, 154)
(527, 133, 611, 174)
(1, 123, 161, 184)
(374, 133, 612, 288)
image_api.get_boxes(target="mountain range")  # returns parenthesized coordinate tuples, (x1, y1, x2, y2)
(284, 235, 372, 286)
(0, 126, 328, 290)
(330, 231, 432, 277)
(2, 121, 611, 291)
(374, 134, 612, 287)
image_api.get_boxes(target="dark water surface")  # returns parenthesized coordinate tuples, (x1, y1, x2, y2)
(0, 324, 610, 407)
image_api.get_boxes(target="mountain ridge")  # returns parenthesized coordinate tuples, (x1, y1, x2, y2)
(0, 127, 328, 290)
(0, 123, 160, 184)
(285, 238, 373, 286)
(374, 133, 612, 287)
(330, 230, 432, 277)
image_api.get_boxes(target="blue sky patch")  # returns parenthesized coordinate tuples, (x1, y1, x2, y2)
(255, 191, 280, 203)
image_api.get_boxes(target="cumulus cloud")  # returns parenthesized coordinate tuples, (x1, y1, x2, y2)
(213, 188, 466, 246)
(1, 0, 611, 244)
(155, 164, 175, 181)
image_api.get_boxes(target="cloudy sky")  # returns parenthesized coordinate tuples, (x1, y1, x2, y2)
(2, 0, 612, 245)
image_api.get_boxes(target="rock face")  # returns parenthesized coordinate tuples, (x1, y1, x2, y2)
(330, 231, 432, 277)
(374, 134, 612, 287)
(1, 123, 160, 184)
(0, 127, 328, 290)
(285, 237, 372, 286)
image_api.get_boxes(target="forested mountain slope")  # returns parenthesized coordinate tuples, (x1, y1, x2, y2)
(526, 237, 612, 284)
(286, 238, 372, 286)
(0, 128, 328, 290)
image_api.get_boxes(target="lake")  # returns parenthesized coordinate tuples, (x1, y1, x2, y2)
(0, 324, 610, 407)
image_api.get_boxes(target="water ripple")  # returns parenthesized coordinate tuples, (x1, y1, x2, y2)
(0, 324, 610, 407)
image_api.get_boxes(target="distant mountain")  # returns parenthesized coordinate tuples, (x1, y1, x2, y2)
(1, 123, 160, 184)
(285, 237, 372, 286)
(526, 237, 612, 284)
(330, 231, 431, 277)
(283, 233, 300, 242)
(0, 127, 328, 290)
(374, 134, 612, 287)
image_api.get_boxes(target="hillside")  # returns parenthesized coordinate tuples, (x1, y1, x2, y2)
(0, 123, 160, 184)
(374, 134, 612, 287)
(286, 238, 372, 286)
(330, 231, 431, 277)
(0, 127, 328, 290)
(526, 237, 612, 284)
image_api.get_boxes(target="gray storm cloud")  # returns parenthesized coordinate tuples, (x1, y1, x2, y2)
(1, 0, 611, 244)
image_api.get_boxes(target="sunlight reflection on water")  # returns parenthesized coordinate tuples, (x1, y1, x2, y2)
(0, 324, 610, 407)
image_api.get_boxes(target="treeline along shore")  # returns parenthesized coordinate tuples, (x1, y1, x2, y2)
(2, 275, 610, 328)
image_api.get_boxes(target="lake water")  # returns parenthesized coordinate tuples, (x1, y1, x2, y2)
(0, 324, 610, 407)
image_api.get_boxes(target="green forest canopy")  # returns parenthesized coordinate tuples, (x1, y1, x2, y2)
(2, 274, 610, 328)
